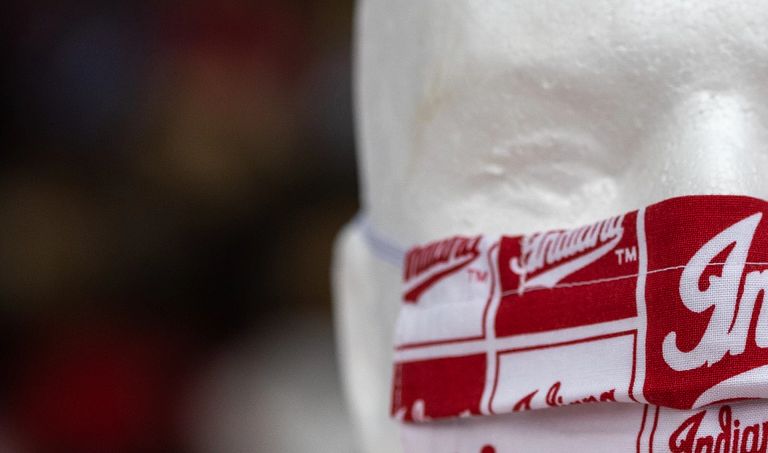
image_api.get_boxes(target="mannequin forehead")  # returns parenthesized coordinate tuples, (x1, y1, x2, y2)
(357, 0, 768, 240)
(430, 1, 768, 61)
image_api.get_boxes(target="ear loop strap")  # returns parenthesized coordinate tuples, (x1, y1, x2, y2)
(352, 213, 405, 267)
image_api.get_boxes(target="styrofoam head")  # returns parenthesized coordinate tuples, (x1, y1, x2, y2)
(357, 0, 768, 241)
(340, 1, 768, 451)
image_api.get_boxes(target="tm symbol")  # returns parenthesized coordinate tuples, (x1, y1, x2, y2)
(468, 268, 489, 283)
(614, 246, 637, 265)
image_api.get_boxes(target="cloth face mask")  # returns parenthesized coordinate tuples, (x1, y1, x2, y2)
(390, 195, 768, 452)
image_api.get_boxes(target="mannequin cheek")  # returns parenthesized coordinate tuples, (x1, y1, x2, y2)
(403, 164, 620, 238)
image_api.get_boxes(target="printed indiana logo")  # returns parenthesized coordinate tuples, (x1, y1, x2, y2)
(509, 215, 625, 294)
(402, 235, 482, 303)
(644, 199, 768, 410)
(669, 405, 768, 453)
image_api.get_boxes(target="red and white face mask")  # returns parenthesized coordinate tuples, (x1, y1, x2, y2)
(392, 195, 768, 453)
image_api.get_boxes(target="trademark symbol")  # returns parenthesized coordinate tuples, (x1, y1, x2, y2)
(614, 246, 637, 265)
(468, 268, 489, 283)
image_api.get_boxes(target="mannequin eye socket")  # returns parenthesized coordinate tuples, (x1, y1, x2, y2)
(516, 159, 615, 197)
(486, 132, 617, 176)
(472, 137, 620, 206)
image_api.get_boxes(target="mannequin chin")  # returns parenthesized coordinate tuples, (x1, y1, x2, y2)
(334, 1, 768, 451)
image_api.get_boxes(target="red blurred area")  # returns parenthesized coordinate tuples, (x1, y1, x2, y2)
(14, 322, 189, 452)
(5, 0, 356, 452)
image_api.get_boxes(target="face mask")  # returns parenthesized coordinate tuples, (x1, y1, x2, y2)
(391, 195, 768, 452)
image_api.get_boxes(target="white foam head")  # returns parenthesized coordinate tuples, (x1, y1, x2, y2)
(335, 1, 768, 451)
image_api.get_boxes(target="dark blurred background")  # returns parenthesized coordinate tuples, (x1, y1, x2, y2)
(4, 1, 357, 452)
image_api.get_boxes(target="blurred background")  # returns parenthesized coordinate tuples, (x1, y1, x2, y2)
(4, 1, 357, 452)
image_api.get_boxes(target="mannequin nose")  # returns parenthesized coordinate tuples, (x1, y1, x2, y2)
(633, 90, 761, 197)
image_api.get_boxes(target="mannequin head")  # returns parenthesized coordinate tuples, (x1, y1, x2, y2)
(336, 1, 768, 451)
